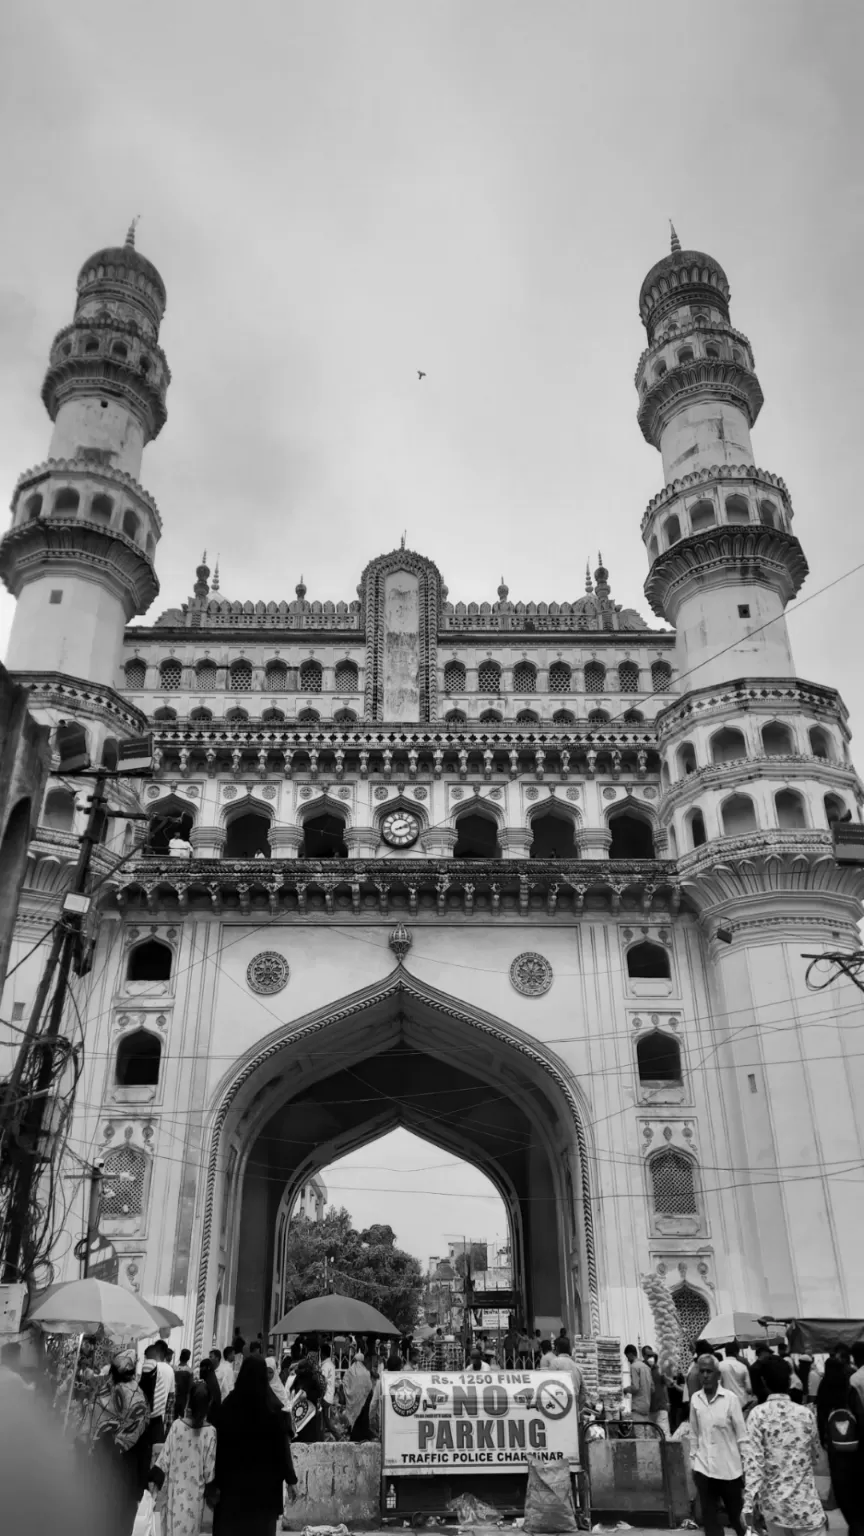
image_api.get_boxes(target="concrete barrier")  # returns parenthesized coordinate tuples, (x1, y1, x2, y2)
(282, 1442, 382, 1530)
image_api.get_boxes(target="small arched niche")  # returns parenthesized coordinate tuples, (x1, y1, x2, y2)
(761, 722, 794, 757)
(127, 939, 173, 982)
(608, 808, 655, 859)
(43, 786, 76, 832)
(224, 806, 272, 859)
(710, 727, 747, 765)
(53, 487, 80, 516)
(824, 793, 848, 826)
(809, 726, 833, 762)
(301, 812, 348, 859)
(627, 941, 671, 980)
(725, 494, 751, 525)
(676, 742, 697, 776)
(115, 1029, 161, 1088)
(689, 500, 715, 533)
(637, 1031, 682, 1086)
(90, 493, 114, 526)
(720, 793, 758, 836)
(453, 810, 501, 859)
(529, 808, 578, 859)
(775, 789, 806, 829)
(663, 514, 681, 546)
(686, 808, 707, 849)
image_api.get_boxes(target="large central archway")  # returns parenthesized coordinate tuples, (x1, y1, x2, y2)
(192, 972, 599, 1357)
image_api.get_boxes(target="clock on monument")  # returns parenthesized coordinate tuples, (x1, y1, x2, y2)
(381, 810, 420, 848)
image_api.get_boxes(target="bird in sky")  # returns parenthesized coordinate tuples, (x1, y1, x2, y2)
(417, 370, 426, 380)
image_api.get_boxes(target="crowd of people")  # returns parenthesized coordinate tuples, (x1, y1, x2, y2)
(623, 1334, 864, 1536)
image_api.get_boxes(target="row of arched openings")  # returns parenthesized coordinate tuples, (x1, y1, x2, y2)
(443, 660, 672, 694)
(23, 489, 153, 551)
(648, 495, 780, 558)
(680, 789, 847, 851)
(673, 723, 836, 774)
(132, 659, 360, 693)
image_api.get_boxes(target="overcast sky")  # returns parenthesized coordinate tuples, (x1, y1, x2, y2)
(2, 2, 862, 1262)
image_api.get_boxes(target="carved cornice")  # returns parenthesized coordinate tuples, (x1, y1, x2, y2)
(637, 359, 763, 447)
(644, 527, 808, 618)
(639, 249, 731, 336)
(112, 856, 681, 919)
(13, 458, 162, 529)
(633, 321, 756, 388)
(641, 464, 792, 536)
(654, 676, 849, 738)
(659, 755, 861, 815)
(0, 520, 159, 615)
(676, 830, 864, 918)
(10, 672, 149, 734)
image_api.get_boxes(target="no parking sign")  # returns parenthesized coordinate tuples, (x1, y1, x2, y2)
(382, 1370, 580, 1474)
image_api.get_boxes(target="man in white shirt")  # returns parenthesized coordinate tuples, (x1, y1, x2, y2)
(320, 1342, 337, 1432)
(689, 1353, 749, 1536)
(211, 1346, 235, 1400)
(542, 1338, 587, 1412)
(719, 1341, 753, 1410)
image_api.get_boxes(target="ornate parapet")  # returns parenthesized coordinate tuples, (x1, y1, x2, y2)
(112, 856, 680, 920)
(676, 830, 864, 937)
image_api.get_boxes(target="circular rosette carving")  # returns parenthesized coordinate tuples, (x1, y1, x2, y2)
(509, 951, 553, 997)
(246, 951, 290, 995)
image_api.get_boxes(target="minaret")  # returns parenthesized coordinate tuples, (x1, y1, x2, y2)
(0, 225, 168, 685)
(637, 233, 864, 1317)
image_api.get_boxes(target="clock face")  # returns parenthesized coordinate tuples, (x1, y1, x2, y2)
(382, 810, 420, 848)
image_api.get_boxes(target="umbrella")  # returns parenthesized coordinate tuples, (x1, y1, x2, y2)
(701, 1311, 787, 1346)
(138, 1299, 184, 1332)
(27, 1278, 160, 1339)
(272, 1292, 400, 1336)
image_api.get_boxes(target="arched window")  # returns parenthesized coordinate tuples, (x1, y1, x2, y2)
(122, 509, 141, 542)
(759, 500, 778, 528)
(618, 661, 640, 693)
(668, 824, 678, 857)
(711, 727, 747, 764)
(705, 343, 720, 359)
(584, 661, 606, 693)
(478, 660, 501, 692)
(637, 1032, 682, 1084)
(446, 710, 467, 724)
(609, 810, 655, 859)
(673, 1286, 711, 1366)
(153, 706, 177, 722)
(101, 1143, 147, 1219)
(43, 787, 76, 832)
(89, 493, 113, 525)
(224, 809, 271, 859)
(53, 487, 80, 516)
(195, 660, 218, 690)
(650, 1149, 697, 1215)
(115, 1030, 161, 1088)
(516, 710, 539, 724)
(627, 941, 670, 979)
(553, 710, 576, 725)
(159, 659, 182, 690)
(721, 794, 758, 836)
(84, 336, 100, 354)
(824, 793, 847, 826)
(664, 514, 681, 546)
(334, 660, 358, 692)
(124, 659, 146, 689)
(761, 722, 793, 756)
(24, 492, 43, 521)
(298, 709, 319, 725)
(588, 709, 610, 724)
(733, 348, 744, 365)
(775, 789, 806, 829)
(725, 494, 750, 525)
(677, 347, 694, 365)
(686, 808, 707, 848)
(549, 662, 572, 693)
(513, 661, 537, 692)
(689, 500, 715, 533)
(649, 536, 659, 560)
(453, 812, 501, 859)
(262, 707, 286, 724)
(444, 661, 466, 692)
(333, 709, 356, 726)
(265, 661, 288, 691)
(300, 660, 322, 692)
(111, 341, 129, 360)
(229, 660, 253, 691)
(302, 813, 348, 858)
(101, 737, 119, 770)
(190, 707, 212, 722)
(654, 360, 667, 379)
(809, 726, 832, 761)
(54, 720, 89, 772)
(623, 709, 644, 724)
(148, 803, 193, 855)
(529, 811, 577, 858)
(651, 661, 672, 692)
(127, 939, 172, 981)
(480, 710, 502, 723)
(226, 707, 249, 723)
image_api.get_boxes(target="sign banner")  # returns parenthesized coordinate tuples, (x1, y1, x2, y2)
(382, 1370, 580, 1475)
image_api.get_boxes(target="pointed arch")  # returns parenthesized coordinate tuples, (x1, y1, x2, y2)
(295, 791, 355, 831)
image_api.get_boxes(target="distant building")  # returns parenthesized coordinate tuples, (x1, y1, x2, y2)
(291, 1174, 327, 1223)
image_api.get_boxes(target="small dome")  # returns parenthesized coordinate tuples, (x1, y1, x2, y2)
(639, 246, 730, 332)
(76, 232, 167, 316)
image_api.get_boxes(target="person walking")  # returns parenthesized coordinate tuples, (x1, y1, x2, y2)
(719, 1341, 753, 1412)
(343, 1343, 374, 1442)
(211, 1348, 234, 1401)
(198, 1358, 222, 1427)
(173, 1350, 194, 1423)
(624, 1344, 653, 1435)
(87, 1347, 151, 1534)
(743, 1354, 825, 1536)
(539, 1338, 556, 1369)
(212, 1355, 296, 1536)
(688, 1352, 749, 1536)
(816, 1355, 864, 1536)
(320, 1342, 336, 1433)
(645, 1351, 671, 1438)
(149, 1381, 217, 1536)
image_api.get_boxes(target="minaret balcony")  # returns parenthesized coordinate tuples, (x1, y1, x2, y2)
(641, 464, 792, 559)
(643, 523, 808, 619)
(637, 355, 764, 448)
(659, 753, 861, 812)
(0, 513, 159, 617)
(11, 458, 161, 551)
(43, 320, 170, 439)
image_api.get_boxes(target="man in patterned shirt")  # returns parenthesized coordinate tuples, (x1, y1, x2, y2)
(743, 1355, 825, 1536)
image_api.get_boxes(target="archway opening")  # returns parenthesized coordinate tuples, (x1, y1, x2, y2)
(608, 810, 655, 859)
(224, 808, 271, 859)
(529, 811, 577, 859)
(453, 812, 501, 859)
(302, 812, 348, 859)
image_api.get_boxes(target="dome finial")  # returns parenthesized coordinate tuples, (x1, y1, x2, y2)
(585, 562, 593, 595)
(194, 551, 210, 601)
(669, 220, 681, 254)
(212, 557, 220, 593)
(296, 574, 307, 601)
(125, 216, 140, 249)
(497, 575, 509, 602)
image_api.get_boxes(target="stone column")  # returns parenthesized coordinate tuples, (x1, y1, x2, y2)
(345, 828, 380, 858)
(578, 827, 612, 860)
(269, 827, 303, 859)
(421, 828, 457, 856)
(499, 829, 532, 860)
(190, 826, 225, 858)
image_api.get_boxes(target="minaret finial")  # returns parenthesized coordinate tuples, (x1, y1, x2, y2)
(125, 216, 140, 249)
(669, 220, 681, 254)
(212, 557, 220, 593)
(585, 562, 593, 595)
(400, 531, 406, 550)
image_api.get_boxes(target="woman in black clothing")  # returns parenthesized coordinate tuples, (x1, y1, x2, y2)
(816, 1357, 864, 1535)
(213, 1355, 297, 1536)
(198, 1357, 222, 1427)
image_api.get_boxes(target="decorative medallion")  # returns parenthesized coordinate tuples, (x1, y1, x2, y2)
(338, 786, 352, 799)
(299, 785, 313, 798)
(262, 785, 278, 799)
(526, 788, 539, 800)
(246, 951, 290, 995)
(413, 787, 428, 800)
(451, 787, 464, 799)
(187, 786, 200, 797)
(509, 951, 553, 997)
(223, 786, 237, 799)
(566, 788, 580, 801)
(602, 787, 617, 800)
(489, 788, 502, 799)
(382, 810, 420, 848)
(389, 923, 413, 962)
(147, 786, 161, 799)
(643, 787, 657, 800)
(374, 786, 389, 800)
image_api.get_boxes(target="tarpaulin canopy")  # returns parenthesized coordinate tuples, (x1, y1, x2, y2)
(785, 1318, 864, 1353)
